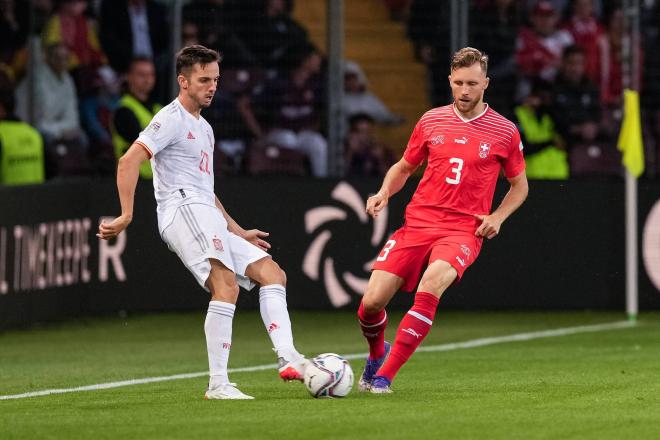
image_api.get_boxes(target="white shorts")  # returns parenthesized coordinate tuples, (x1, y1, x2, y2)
(161, 203, 270, 291)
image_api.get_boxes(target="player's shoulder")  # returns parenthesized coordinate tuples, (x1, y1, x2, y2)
(153, 99, 185, 123)
(417, 105, 454, 128)
(483, 106, 519, 135)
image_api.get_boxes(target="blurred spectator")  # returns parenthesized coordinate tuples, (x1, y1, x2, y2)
(42, 0, 107, 83)
(345, 113, 395, 178)
(0, 0, 29, 70)
(343, 60, 403, 130)
(241, 0, 310, 71)
(516, 1, 573, 87)
(407, 0, 451, 106)
(258, 44, 328, 177)
(204, 68, 268, 173)
(15, 43, 90, 178)
(471, 0, 522, 118)
(79, 64, 119, 176)
(111, 57, 160, 179)
(562, 0, 606, 84)
(0, 92, 45, 185)
(514, 79, 568, 179)
(99, 0, 167, 73)
(181, 21, 201, 48)
(599, 8, 643, 107)
(183, 0, 257, 68)
(98, 0, 168, 100)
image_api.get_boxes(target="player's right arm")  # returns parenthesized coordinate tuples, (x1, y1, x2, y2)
(366, 158, 417, 218)
(97, 143, 150, 240)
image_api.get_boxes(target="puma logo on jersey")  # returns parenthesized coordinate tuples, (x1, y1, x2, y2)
(187, 131, 196, 140)
(454, 137, 468, 144)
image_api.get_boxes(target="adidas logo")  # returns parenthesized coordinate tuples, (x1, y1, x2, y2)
(187, 131, 195, 140)
(268, 322, 280, 333)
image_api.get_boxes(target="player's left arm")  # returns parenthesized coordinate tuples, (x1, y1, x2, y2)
(214, 195, 271, 251)
(475, 171, 528, 239)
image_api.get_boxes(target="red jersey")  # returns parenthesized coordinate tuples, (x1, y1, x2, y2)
(402, 104, 525, 232)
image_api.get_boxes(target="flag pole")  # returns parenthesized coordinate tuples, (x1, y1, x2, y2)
(622, 0, 640, 323)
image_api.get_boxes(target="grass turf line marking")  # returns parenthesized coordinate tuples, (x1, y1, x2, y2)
(0, 320, 634, 401)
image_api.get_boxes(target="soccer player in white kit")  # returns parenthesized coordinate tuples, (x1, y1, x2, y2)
(97, 45, 308, 400)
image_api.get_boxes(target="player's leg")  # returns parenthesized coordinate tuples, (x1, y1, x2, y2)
(245, 256, 308, 381)
(357, 270, 404, 391)
(203, 259, 254, 400)
(371, 260, 456, 393)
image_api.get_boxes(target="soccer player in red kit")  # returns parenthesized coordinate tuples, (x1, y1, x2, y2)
(357, 47, 529, 393)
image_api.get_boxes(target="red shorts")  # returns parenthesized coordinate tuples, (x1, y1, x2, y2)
(371, 226, 483, 292)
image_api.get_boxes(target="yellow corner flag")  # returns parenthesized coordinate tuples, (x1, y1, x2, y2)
(617, 89, 645, 177)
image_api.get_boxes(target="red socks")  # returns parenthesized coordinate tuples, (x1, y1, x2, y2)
(377, 291, 439, 382)
(358, 302, 388, 360)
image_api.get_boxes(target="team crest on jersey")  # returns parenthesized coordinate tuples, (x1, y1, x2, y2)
(430, 135, 445, 145)
(479, 142, 491, 158)
(212, 236, 223, 251)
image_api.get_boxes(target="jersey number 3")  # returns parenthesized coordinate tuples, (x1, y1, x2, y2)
(446, 157, 464, 185)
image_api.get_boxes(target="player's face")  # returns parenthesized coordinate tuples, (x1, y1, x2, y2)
(180, 62, 220, 109)
(448, 63, 489, 116)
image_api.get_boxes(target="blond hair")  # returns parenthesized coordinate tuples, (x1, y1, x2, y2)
(450, 47, 488, 74)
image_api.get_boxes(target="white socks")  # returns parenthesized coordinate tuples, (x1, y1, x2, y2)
(205, 301, 235, 385)
(259, 284, 300, 362)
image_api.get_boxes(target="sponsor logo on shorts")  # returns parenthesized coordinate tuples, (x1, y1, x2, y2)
(212, 236, 223, 251)
(479, 141, 491, 158)
(460, 244, 471, 258)
(222, 343, 231, 350)
(402, 328, 422, 338)
(456, 256, 466, 267)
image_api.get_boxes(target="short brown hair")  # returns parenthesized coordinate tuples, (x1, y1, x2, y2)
(176, 45, 221, 76)
(450, 47, 488, 74)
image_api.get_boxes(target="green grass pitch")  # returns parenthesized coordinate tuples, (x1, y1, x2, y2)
(1, 311, 659, 439)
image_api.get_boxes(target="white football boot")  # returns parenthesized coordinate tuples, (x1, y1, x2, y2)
(204, 382, 254, 400)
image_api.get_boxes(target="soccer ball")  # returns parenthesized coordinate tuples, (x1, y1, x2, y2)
(303, 353, 354, 398)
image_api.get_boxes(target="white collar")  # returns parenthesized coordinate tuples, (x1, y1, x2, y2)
(452, 103, 489, 122)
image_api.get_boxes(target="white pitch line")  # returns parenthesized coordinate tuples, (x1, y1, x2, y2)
(0, 320, 635, 401)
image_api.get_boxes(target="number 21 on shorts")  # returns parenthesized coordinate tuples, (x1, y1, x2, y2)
(377, 239, 397, 262)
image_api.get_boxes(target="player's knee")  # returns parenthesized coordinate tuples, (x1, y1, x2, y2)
(210, 282, 239, 303)
(265, 260, 287, 286)
(418, 274, 453, 296)
(360, 294, 386, 315)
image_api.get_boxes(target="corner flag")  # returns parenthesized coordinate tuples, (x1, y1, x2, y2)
(617, 89, 645, 177)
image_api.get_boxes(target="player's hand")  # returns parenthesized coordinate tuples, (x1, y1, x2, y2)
(474, 213, 503, 240)
(243, 229, 271, 251)
(366, 192, 388, 218)
(97, 215, 132, 240)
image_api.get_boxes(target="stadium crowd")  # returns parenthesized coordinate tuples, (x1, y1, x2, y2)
(0, 0, 658, 185)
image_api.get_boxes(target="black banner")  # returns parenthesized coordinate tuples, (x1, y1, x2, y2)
(1, 177, 659, 329)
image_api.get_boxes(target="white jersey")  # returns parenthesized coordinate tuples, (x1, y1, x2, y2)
(136, 98, 216, 233)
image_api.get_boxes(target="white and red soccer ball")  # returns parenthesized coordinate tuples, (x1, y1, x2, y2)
(303, 353, 354, 398)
